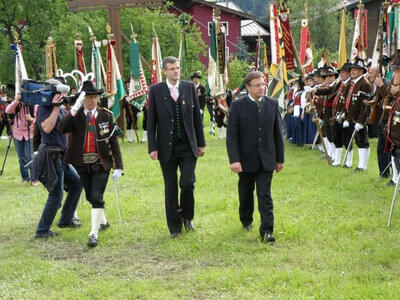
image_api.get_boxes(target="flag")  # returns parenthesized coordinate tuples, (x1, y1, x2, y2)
(207, 16, 226, 98)
(255, 36, 268, 82)
(338, 5, 347, 68)
(45, 36, 58, 79)
(11, 43, 28, 95)
(351, 2, 368, 62)
(178, 30, 188, 79)
(300, 19, 313, 73)
(269, 3, 280, 65)
(127, 36, 148, 111)
(89, 26, 106, 91)
(74, 34, 86, 74)
(279, 8, 295, 73)
(105, 34, 125, 120)
(151, 27, 163, 84)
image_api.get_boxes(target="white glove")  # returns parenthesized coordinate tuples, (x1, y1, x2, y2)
(343, 120, 349, 128)
(71, 91, 86, 115)
(319, 119, 323, 126)
(112, 169, 123, 182)
(354, 122, 364, 131)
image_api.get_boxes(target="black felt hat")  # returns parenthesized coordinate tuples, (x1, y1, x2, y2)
(81, 80, 104, 95)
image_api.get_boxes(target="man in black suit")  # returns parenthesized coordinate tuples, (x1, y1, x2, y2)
(147, 56, 206, 238)
(227, 71, 284, 243)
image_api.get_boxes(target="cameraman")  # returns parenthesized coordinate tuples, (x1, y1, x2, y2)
(0, 86, 11, 137)
(5, 93, 36, 183)
(33, 79, 82, 239)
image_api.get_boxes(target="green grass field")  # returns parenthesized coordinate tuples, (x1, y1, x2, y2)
(0, 123, 399, 299)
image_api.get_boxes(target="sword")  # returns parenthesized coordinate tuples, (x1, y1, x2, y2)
(388, 174, 400, 228)
(311, 131, 319, 150)
(343, 127, 357, 167)
(114, 180, 124, 232)
(379, 161, 392, 178)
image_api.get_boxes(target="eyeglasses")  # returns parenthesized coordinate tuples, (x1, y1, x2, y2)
(249, 83, 266, 88)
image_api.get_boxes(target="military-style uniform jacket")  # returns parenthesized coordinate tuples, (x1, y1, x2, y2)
(315, 81, 339, 118)
(387, 95, 400, 146)
(332, 78, 352, 117)
(195, 83, 206, 110)
(344, 76, 372, 124)
(58, 107, 123, 171)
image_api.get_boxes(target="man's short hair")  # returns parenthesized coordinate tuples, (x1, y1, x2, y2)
(244, 71, 264, 86)
(162, 56, 179, 70)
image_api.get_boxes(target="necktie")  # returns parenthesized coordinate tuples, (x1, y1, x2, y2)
(171, 86, 178, 102)
(87, 111, 92, 123)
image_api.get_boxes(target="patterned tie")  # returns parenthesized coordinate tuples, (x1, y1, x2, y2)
(170, 85, 178, 102)
(87, 111, 92, 123)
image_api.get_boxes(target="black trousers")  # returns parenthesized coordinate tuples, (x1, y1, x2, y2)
(344, 122, 369, 149)
(377, 123, 391, 177)
(238, 167, 274, 236)
(207, 103, 214, 123)
(333, 122, 344, 148)
(126, 106, 140, 130)
(160, 142, 197, 234)
(142, 108, 148, 130)
(323, 108, 334, 142)
(78, 164, 110, 208)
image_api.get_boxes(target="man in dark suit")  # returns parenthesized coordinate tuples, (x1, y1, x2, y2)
(227, 71, 284, 243)
(147, 56, 206, 238)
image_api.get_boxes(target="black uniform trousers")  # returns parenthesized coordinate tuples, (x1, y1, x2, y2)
(77, 164, 110, 209)
(333, 122, 344, 148)
(377, 123, 391, 177)
(343, 122, 369, 149)
(238, 166, 274, 236)
(160, 141, 197, 234)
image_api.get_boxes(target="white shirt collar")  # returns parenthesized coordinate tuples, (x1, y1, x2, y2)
(248, 94, 263, 103)
(166, 79, 180, 89)
(352, 74, 364, 84)
(343, 77, 351, 84)
(84, 107, 97, 118)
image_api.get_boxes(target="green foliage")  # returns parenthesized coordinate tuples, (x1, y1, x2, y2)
(1, 124, 400, 298)
(233, 0, 271, 22)
(229, 57, 250, 89)
(0, 2, 206, 83)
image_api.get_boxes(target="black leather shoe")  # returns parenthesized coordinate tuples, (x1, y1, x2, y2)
(386, 180, 396, 187)
(170, 232, 181, 238)
(343, 165, 352, 169)
(243, 224, 252, 231)
(35, 230, 59, 239)
(87, 234, 98, 247)
(353, 167, 365, 172)
(57, 219, 81, 229)
(99, 222, 110, 232)
(261, 232, 275, 244)
(183, 219, 195, 231)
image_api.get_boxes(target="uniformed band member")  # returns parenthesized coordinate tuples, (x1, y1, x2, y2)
(58, 81, 123, 247)
(342, 58, 373, 171)
(191, 72, 206, 120)
(227, 71, 284, 243)
(147, 56, 205, 238)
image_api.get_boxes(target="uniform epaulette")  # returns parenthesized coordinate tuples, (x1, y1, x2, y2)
(101, 107, 113, 115)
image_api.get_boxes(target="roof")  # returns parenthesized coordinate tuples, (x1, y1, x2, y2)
(216, 1, 243, 12)
(190, 0, 255, 20)
(241, 20, 269, 37)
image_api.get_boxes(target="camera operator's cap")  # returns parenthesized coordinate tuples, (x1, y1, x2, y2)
(81, 80, 104, 95)
(351, 58, 368, 73)
(190, 72, 202, 79)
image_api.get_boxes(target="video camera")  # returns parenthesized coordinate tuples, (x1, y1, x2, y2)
(21, 79, 78, 107)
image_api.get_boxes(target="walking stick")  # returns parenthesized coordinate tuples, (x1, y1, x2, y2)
(114, 179, 124, 232)
(387, 174, 400, 228)
(343, 127, 357, 167)
(311, 107, 331, 165)
(0, 135, 12, 175)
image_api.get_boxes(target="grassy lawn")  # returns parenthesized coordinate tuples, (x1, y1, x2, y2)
(0, 120, 399, 299)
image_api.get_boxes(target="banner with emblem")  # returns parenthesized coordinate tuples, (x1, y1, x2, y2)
(151, 27, 163, 84)
(10, 33, 28, 95)
(350, 1, 368, 62)
(74, 32, 86, 74)
(89, 26, 106, 91)
(105, 25, 125, 120)
(127, 28, 148, 111)
(255, 35, 269, 83)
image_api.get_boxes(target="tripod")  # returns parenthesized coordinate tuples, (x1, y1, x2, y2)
(0, 134, 12, 176)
